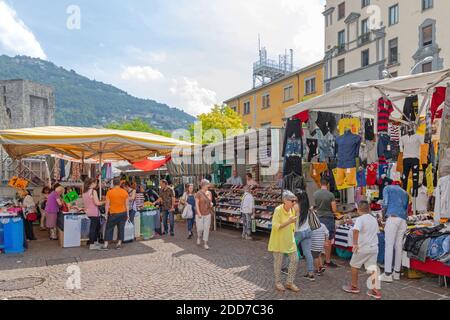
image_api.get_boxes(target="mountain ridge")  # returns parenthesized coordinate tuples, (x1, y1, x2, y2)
(0, 55, 196, 130)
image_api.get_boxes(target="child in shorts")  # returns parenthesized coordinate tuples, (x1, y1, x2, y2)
(342, 200, 381, 299)
(311, 223, 329, 275)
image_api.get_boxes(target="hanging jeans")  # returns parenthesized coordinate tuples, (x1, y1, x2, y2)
(384, 217, 407, 274)
(377, 134, 392, 160)
(402, 158, 420, 197)
(295, 230, 314, 274)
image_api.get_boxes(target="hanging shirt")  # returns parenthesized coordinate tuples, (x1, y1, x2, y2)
(400, 134, 424, 159)
(365, 119, 375, 141)
(416, 186, 429, 212)
(316, 130, 335, 162)
(335, 131, 361, 169)
(377, 97, 394, 133)
(430, 87, 446, 122)
(403, 95, 419, 122)
(338, 118, 361, 136)
(388, 123, 401, 142)
(434, 176, 450, 219)
(316, 112, 337, 135)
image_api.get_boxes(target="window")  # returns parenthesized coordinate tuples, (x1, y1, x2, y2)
(360, 19, 370, 44)
(230, 106, 237, 113)
(422, 25, 433, 46)
(361, 49, 370, 67)
(390, 71, 398, 78)
(422, 62, 432, 73)
(305, 78, 316, 95)
(243, 101, 251, 115)
(262, 94, 270, 109)
(422, 0, 433, 11)
(338, 30, 346, 52)
(361, 0, 370, 8)
(389, 4, 399, 26)
(388, 38, 399, 64)
(338, 59, 345, 75)
(283, 86, 293, 102)
(325, 13, 333, 27)
(338, 2, 345, 20)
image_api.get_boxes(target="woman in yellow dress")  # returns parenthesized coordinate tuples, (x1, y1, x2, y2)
(268, 190, 300, 292)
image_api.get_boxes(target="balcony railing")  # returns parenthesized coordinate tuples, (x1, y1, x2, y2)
(358, 33, 371, 46)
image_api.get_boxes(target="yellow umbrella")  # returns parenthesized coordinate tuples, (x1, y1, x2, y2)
(0, 126, 194, 196)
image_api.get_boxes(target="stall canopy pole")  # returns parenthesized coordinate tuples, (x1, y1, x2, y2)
(99, 143, 103, 199)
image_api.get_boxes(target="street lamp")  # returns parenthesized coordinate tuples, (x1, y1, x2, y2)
(410, 56, 434, 74)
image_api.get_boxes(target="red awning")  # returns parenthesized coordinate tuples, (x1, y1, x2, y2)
(131, 156, 171, 172)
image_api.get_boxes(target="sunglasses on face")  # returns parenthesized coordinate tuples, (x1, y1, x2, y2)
(287, 199, 298, 203)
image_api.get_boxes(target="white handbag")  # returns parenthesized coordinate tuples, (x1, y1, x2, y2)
(182, 204, 194, 220)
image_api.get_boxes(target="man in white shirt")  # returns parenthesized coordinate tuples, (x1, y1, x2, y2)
(240, 185, 255, 240)
(227, 170, 243, 186)
(342, 200, 381, 300)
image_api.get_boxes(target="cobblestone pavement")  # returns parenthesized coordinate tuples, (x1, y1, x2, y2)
(0, 222, 448, 300)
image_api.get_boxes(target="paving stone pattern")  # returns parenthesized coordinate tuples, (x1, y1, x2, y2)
(0, 223, 448, 300)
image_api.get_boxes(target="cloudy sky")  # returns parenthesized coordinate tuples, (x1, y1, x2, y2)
(0, 0, 325, 116)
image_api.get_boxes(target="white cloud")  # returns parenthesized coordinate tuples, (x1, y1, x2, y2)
(121, 65, 164, 82)
(126, 46, 167, 64)
(0, 1, 47, 59)
(170, 77, 218, 116)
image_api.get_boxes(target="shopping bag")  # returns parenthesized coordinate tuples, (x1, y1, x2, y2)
(308, 209, 322, 231)
(124, 220, 134, 243)
(182, 204, 193, 220)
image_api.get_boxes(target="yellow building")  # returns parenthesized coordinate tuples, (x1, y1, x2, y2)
(224, 60, 324, 129)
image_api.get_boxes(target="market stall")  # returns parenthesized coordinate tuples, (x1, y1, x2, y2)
(284, 69, 450, 285)
(0, 126, 194, 252)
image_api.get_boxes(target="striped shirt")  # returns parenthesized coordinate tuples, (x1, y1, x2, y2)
(311, 223, 329, 252)
(377, 98, 394, 133)
(388, 123, 401, 142)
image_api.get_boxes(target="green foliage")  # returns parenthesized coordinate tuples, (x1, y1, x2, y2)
(105, 118, 171, 137)
(189, 105, 247, 143)
(0, 55, 195, 130)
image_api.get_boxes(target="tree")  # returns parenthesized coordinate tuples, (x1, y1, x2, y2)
(190, 105, 247, 143)
(105, 118, 171, 137)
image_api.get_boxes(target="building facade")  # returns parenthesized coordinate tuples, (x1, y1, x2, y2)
(323, 0, 449, 92)
(0, 79, 55, 185)
(0, 79, 55, 130)
(224, 61, 324, 129)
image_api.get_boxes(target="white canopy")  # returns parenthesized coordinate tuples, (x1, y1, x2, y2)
(285, 69, 450, 119)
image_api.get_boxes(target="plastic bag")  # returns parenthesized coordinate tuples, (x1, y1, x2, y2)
(182, 204, 194, 220)
(124, 220, 134, 242)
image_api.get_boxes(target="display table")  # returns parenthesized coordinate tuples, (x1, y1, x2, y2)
(410, 258, 450, 288)
(57, 212, 90, 248)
